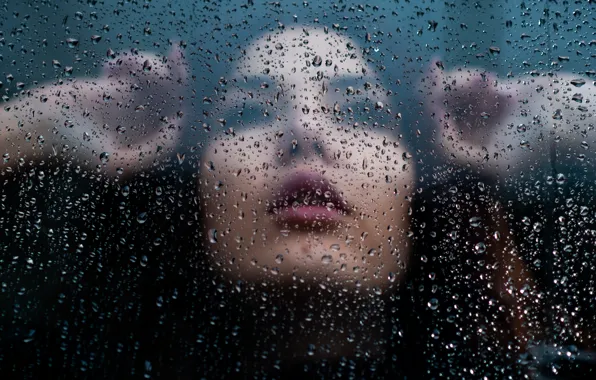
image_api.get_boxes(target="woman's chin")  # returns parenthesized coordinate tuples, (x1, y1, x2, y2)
(270, 206, 350, 232)
(215, 247, 402, 291)
(206, 203, 408, 290)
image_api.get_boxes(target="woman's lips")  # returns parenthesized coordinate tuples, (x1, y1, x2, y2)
(267, 171, 351, 226)
(274, 205, 345, 225)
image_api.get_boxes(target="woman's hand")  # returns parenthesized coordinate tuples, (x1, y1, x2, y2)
(421, 59, 596, 180)
(421, 59, 518, 162)
(1, 44, 189, 178)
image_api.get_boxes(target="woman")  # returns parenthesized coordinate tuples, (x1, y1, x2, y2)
(195, 27, 539, 377)
(196, 26, 415, 377)
(0, 27, 537, 378)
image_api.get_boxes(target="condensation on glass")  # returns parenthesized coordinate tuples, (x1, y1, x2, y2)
(0, 1, 594, 378)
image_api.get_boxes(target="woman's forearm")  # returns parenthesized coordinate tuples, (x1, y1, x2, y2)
(0, 89, 58, 167)
(0, 46, 187, 177)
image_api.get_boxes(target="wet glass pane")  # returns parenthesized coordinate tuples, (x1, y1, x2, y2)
(0, 1, 594, 378)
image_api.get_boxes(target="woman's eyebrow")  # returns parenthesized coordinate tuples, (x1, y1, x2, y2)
(328, 77, 370, 91)
(235, 74, 275, 90)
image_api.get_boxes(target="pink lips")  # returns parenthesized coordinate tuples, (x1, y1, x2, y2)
(268, 172, 350, 225)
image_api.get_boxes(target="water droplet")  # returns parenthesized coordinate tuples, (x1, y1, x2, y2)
(428, 298, 439, 310)
(570, 78, 586, 87)
(65, 38, 79, 48)
(431, 329, 440, 339)
(137, 212, 148, 224)
(23, 329, 36, 343)
(474, 242, 486, 254)
(571, 93, 583, 103)
(99, 152, 109, 163)
(321, 255, 332, 265)
(208, 229, 218, 243)
(312, 55, 322, 67)
(469, 216, 482, 227)
(333, 102, 341, 114)
(533, 222, 543, 232)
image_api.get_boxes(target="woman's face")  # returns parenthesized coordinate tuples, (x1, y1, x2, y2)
(200, 28, 414, 289)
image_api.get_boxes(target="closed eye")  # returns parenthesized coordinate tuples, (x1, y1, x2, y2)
(239, 102, 272, 124)
(220, 100, 274, 130)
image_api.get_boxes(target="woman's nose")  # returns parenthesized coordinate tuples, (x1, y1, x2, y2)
(276, 120, 331, 166)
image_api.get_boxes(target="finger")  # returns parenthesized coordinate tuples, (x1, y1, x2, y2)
(426, 56, 446, 87)
(102, 50, 159, 79)
(420, 57, 447, 117)
(167, 43, 190, 84)
(419, 57, 445, 119)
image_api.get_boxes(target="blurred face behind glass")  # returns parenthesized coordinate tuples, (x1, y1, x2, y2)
(200, 27, 413, 290)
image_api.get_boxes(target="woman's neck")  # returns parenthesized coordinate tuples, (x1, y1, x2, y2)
(234, 282, 389, 370)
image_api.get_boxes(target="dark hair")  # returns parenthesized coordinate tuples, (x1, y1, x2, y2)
(405, 168, 542, 378)
(0, 164, 538, 378)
